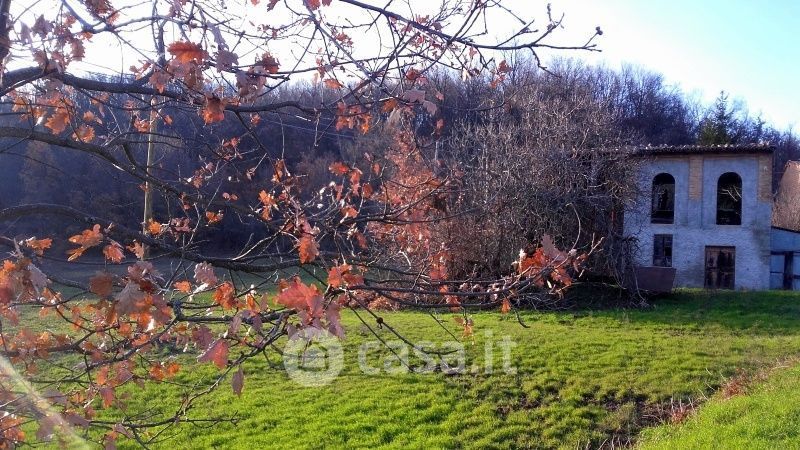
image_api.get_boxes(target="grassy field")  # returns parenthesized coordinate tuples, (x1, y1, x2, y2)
(58, 289, 798, 449)
(639, 360, 800, 449)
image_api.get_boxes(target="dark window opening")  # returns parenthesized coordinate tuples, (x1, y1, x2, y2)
(651, 173, 675, 224)
(705, 246, 735, 289)
(784, 253, 794, 290)
(653, 235, 673, 267)
(716, 172, 742, 225)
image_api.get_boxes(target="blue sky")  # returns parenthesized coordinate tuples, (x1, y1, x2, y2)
(532, 0, 800, 131)
(16, 1, 798, 131)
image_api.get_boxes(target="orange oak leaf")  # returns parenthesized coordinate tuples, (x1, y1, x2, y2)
(133, 117, 149, 132)
(166, 361, 180, 377)
(205, 211, 224, 224)
(324, 78, 343, 89)
(146, 220, 162, 236)
(45, 109, 70, 134)
(103, 242, 125, 263)
(197, 339, 229, 369)
(276, 277, 322, 311)
(149, 363, 166, 381)
(454, 316, 474, 337)
(518, 247, 546, 276)
(98, 387, 115, 408)
(341, 205, 358, 220)
(329, 162, 349, 176)
(260, 52, 280, 73)
(298, 234, 319, 264)
(82, 111, 99, 123)
(213, 282, 237, 309)
(71, 124, 95, 142)
(501, 298, 511, 314)
(67, 225, 103, 261)
(361, 183, 374, 199)
(258, 190, 276, 207)
(167, 41, 205, 64)
(24, 238, 52, 256)
(202, 97, 226, 124)
(173, 280, 192, 294)
(327, 263, 351, 288)
(258, 190, 276, 219)
(343, 272, 364, 286)
(381, 98, 398, 113)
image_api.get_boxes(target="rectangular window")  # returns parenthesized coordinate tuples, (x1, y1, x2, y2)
(705, 246, 736, 289)
(653, 235, 673, 267)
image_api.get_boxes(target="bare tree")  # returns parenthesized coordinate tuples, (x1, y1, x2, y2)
(0, 0, 601, 446)
(436, 61, 640, 289)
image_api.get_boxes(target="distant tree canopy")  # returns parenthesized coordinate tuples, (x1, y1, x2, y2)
(4, 62, 797, 247)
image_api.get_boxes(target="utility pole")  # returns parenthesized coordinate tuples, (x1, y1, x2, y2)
(142, 19, 166, 260)
(141, 96, 157, 260)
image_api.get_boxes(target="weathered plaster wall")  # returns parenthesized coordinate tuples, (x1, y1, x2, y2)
(624, 153, 772, 290)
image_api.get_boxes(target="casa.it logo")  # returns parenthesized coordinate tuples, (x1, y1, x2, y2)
(282, 326, 344, 387)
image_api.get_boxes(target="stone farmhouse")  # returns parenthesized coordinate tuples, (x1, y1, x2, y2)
(623, 144, 800, 291)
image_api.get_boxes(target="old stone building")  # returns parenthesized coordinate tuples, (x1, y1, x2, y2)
(623, 144, 774, 290)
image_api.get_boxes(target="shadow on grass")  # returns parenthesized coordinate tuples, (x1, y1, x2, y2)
(582, 289, 800, 336)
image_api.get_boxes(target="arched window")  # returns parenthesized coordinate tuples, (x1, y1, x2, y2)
(716, 172, 742, 225)
(651, 173, 675, 224)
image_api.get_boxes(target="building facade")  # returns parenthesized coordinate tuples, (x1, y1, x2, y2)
(771, 227, 800, 290)
(623, 145, 774, 290)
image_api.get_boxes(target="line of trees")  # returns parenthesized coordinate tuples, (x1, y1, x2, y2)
(5, 58, 796, 276)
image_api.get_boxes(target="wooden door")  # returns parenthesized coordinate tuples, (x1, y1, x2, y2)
(705, 246, 735, 289)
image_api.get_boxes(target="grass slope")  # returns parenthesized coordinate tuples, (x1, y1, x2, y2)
(639, 362, 800, 449)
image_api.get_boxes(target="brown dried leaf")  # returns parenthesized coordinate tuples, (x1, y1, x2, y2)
(89, 272, 114, 298)
(231, 365, 244, 396)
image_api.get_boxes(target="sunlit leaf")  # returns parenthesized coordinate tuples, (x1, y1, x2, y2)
(173, 280, 191, 294)
(167, 41, 206, 64)
(197, 339, 229, 369)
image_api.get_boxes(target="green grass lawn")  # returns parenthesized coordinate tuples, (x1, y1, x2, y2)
(21, 289, 800, 449)
(68, 289, 798, 450)
(639, 361, 800, 449)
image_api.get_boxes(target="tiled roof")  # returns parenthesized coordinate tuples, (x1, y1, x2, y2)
(631, 143, 774, 156)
